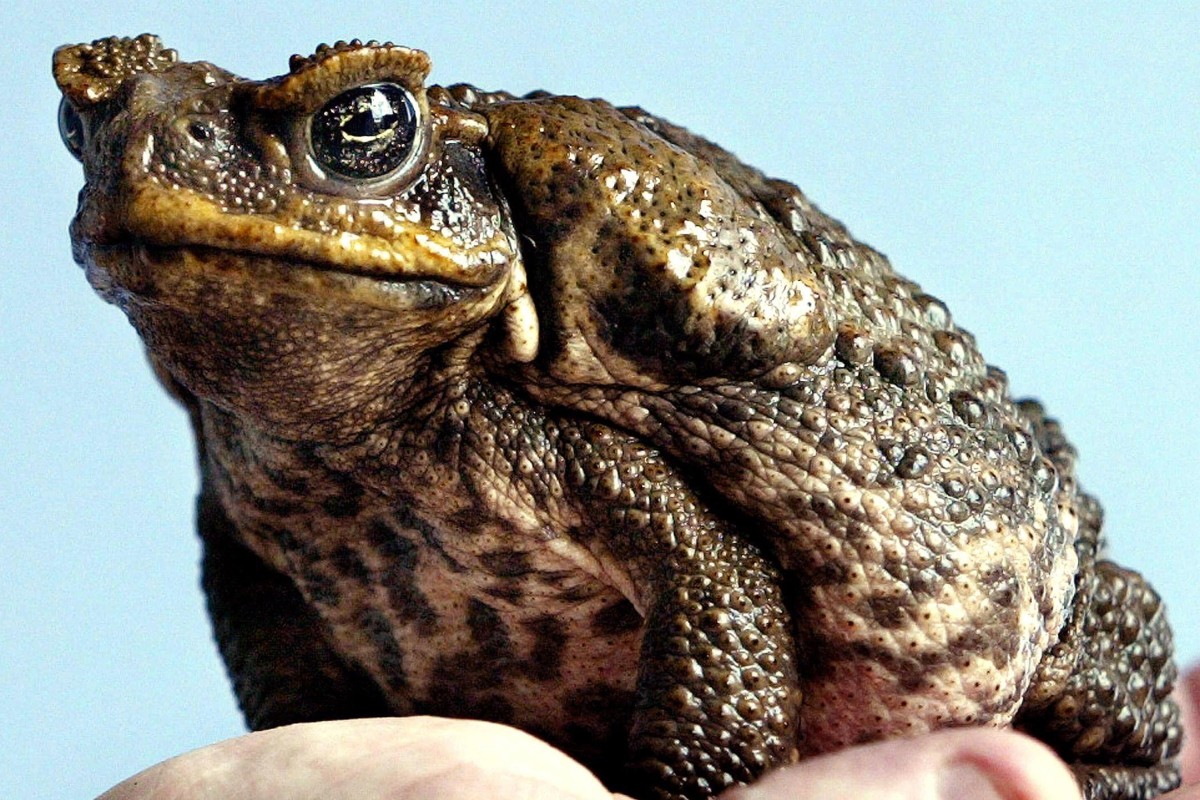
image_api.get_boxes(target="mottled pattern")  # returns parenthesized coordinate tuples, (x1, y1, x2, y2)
(55, 35, 1179, 800)
(484, 94, 1079, 749)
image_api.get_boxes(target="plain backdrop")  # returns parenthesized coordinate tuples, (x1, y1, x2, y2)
(2, 4, 1197, 799)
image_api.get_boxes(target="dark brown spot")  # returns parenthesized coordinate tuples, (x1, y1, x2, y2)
(467, 598, 511, 661)
(329, 545, 370, 582)
(261, 463, 309, 494)
(242, 487, 300, 517)
(908, 567, 939, 598)
(566, 680, 637, 720)
(481, 549, 533, 577)
(391, 506, 467, 573)
(321, 480, 363, 518)
(882, 554, 911, 584)
(369, 523, 439, 634)
(302, 566, 341, 607)
(525, 614, 568, 681)
(809, 559, 849, 586)
(950, 629, 988, 655)
(867, 594, 908, 629)
(367, 521, 419, 571)
(383, 571, 439, 635)
(473, 694, 516, 724)
(422, 654, 514, 723)
(848, 640, 927, 690)
(274, 527, 319, 560)
(360, 607, 407, 692)
(484, 582, 526, 603)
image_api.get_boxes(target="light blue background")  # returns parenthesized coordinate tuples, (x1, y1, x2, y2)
(3, 4, 1197, 798)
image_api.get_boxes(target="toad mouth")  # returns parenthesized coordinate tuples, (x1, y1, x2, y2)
(107, 182, 511, 289)
(81, 241, 487, 314)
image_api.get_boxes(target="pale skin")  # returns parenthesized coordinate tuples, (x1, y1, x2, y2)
(98, 665, 1200, 800)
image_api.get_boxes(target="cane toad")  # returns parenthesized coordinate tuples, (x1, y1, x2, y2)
(53, 34, 1181, 799)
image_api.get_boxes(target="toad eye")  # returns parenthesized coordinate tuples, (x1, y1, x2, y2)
(58, 97, 85, 162)
(308, 82, 418, 180)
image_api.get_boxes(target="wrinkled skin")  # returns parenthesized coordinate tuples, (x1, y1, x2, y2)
(54, 35, 1180, 800)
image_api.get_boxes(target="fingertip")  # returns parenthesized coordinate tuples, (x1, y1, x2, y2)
(94, 718, 621, 800)
(943, 729, 1082, 800)
(1178, 662, 1200, 786)
(720, 729, 1080, 800)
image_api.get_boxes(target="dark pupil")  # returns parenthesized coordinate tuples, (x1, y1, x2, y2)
(58, 98, 85, 161)
(310, 83, 416, 179)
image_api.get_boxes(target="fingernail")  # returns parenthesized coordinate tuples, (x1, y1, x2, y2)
(938, 761, 1006, 800)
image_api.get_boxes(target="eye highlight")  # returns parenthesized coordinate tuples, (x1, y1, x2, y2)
(308, 82, 418, 180)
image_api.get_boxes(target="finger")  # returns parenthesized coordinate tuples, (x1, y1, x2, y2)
(97, 716, 628, 800)
(719, 728, 1081, 800)
(1178, 663, 1200, 786)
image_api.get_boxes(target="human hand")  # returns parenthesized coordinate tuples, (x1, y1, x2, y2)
(1173, 662, 1200, 799)
(740, 660, 1200, 800)
(93, 719, 1077, 800)
(97, 716, 633, 800)
(720, 728, 1080, 800)
(100, 670, 1200, 800)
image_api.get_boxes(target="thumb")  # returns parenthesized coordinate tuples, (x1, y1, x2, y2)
(720, 729, 1081, 800)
